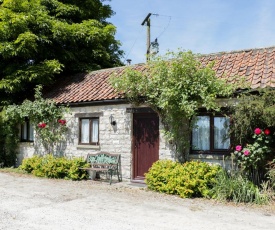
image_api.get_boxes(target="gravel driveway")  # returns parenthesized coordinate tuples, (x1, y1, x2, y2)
(0, 172, 274, 230)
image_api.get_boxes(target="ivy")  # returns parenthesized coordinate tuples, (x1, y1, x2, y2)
(110, 50, 237, 161)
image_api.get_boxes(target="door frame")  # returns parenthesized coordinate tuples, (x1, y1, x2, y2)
(131, 111, 159, 183)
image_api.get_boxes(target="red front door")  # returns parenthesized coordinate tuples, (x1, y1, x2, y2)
(133, 113, 159, 182)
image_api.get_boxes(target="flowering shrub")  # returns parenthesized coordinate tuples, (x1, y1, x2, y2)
(5, 86, 70, 155)
(233, 128, 272, 170)
(35, 118, 68, 154)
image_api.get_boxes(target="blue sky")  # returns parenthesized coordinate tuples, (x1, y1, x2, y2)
(108, 0, 275, 64)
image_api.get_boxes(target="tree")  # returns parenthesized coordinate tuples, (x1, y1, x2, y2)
(0, 0, 123, 105)
(110, 51, 236, 161)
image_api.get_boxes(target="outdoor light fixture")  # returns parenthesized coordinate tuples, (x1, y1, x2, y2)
(109, 115, 116, 126)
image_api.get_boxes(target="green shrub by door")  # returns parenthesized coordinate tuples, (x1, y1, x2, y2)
(145, 160, 221, 198)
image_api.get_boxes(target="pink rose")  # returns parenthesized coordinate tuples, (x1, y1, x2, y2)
(243, 150, 250, 156)
(254, 128, 261, 135)
(235, 145, 242, 151)
(264, 129, 270, 135)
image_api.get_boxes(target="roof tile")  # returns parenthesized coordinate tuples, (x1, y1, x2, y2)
(45, 47, 275, 104)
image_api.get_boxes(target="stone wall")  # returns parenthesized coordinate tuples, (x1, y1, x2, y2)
(189, 153, 236, 171)
(17, 103, 237, 180)
(17, 142, 35, 166)
(17, 103, 175, 179)
(17, 102, 236, 179)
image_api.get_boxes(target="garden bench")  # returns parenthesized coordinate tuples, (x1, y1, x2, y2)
(80, 152, 122, 185)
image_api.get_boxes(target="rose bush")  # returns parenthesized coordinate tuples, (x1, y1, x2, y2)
(233, 127, 272, 170)
(4, 86, 70, 155)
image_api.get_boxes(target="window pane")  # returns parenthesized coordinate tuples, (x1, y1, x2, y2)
(192, 116, 210, 150)
(22, 122, 28, 140)
(214, 117, 230, 149)
(29, 123, 34, 141)
(81, 119, 90, 143)
(92, 119, 99, 143)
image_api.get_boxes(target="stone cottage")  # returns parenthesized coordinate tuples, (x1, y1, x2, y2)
(18, 46, 275, 182)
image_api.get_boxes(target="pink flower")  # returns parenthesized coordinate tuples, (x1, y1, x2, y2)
(58, 119, 66, 125)
(38, 123, 46, 128)
(235, 145, 242, 151)
(243, 150, 250, 156)
(264, 129, 270, 135)
(254, 128, 261, 135)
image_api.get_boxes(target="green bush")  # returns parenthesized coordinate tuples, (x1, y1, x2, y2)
(145, 160, 181, 195)
(66, 157, 90, 180)
(145, 160, 221, 198)
(20, 155, 89, 180)
(32, 155, 67, 178)
(211, 169, 269, 204)
(20, 155, 43, 173)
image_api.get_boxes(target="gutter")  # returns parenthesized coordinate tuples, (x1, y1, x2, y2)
(57, 98, 129, 107)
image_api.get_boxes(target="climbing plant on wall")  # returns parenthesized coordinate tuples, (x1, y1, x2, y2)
(4, 85, 69, 156)
(110, 50, 238, 161)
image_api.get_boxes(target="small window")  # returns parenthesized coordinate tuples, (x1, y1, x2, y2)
(21, 121, 34, 142)
(79, 118, 99, 145)
(192, 115, 230, 153)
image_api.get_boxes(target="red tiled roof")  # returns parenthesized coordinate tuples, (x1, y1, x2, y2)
(200, 47, 275, 89)
(45, 46, 275, 104)
(45, 64, 147, 104)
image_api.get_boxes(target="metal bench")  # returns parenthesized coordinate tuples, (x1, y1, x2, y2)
(80, 152, 122, 185)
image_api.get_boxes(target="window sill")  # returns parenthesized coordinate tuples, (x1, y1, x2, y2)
(19, 142, 34, 145)
(76, 145, 100, 150)
(189, 153, 232, 160)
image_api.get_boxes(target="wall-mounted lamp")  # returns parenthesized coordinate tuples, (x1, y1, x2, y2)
(109, 115, 116, 126)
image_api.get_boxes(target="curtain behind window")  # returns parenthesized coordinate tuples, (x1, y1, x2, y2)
(92, 119, 99, 143)
(22, 122, 28, 140)
(29, 123, 34, 141)
(81, 119, 89, 143)
(192, 116, 210, 150)
(214, 117, 230, 149)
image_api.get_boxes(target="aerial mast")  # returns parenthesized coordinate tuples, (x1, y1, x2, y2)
(141, 13, 159, 61)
